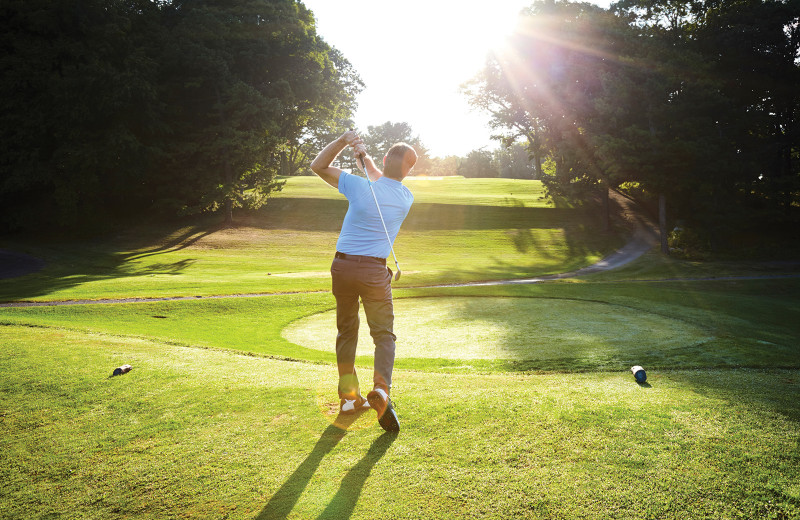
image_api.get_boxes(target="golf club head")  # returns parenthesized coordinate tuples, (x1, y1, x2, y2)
(394, 270, 401, 282)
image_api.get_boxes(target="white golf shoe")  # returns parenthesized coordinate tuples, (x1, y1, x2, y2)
(340, 395, 371, 415)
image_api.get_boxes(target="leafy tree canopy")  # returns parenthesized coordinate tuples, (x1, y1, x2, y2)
(0, 0, 362, 231)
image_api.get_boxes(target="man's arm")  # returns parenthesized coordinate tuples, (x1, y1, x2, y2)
(353, 143, 383, 182)
(310, 130, 360, 188)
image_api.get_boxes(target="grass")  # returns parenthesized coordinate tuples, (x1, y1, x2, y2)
(0, 177, 619, 302)
(1, 326, 798, 519)
(1, 279, 797, 374)
(1, 176, 799, 518)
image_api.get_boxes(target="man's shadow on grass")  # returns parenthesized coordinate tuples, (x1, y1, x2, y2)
(257, 414, 396, 520)
(314, 431, 396, 520)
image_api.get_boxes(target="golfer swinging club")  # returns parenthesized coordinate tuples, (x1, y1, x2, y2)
(310, 130, 416, 432)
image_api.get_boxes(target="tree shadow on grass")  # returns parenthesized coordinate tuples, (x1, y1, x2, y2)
(257, 416, 396, 520)
(0, 222, 220, 302)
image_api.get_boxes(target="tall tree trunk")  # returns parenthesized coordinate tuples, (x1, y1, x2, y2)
(659, 193, 669, 255)
(601, 178, 610, 232)
(223, 159, 233, 226)
(280, 151, 288, 177)
(215, 85, 234, 226)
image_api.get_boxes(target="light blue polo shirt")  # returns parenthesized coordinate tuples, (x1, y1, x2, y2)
(336, 171, 414, 259)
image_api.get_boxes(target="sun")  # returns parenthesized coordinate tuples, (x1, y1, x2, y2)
(303, 0, 531, 156)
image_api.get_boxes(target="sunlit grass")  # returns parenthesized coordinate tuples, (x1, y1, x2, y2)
(1, 279, 797, 373)
(1, 326, 798, 519)
(284, 296, 713, 361)
(280, 175, 554, 208)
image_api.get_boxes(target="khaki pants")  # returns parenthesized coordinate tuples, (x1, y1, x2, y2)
(331, 254, 396, 399)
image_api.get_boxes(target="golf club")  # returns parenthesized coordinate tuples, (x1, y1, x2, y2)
(357, 153, 402, 281)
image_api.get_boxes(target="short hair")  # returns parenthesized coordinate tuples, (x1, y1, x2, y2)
(383, 142, 417, 180)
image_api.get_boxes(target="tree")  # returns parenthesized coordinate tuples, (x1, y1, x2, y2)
(0, 0, 166, 230)
(496, 143, 539, 179)
(154, 0, 362, 224)
(692, 0, 800, 219)
(282, 47, 363, 176)
(0, 0, 362, 231)
(426, 156, 460, 177)
(461, 66, 546, 179)
(458, 149, 498, 178)
(467, 0, 800, 250)
(360, 121, 430, 175)
(610, 0, 800, 249)
(465, 1, 622, 228)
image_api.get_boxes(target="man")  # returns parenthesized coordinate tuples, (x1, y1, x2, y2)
(310, 130, 416, 432)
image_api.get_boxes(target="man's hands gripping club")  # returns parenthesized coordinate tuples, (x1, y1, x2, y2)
(309, 130, 380, 188)
(349, 132, 381, 182)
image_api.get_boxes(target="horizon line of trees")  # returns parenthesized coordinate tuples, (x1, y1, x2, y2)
(287, 119, 539, 179)
(3, 0, 797, 252)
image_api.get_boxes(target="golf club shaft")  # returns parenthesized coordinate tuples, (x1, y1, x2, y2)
(359, 155, 402, 279)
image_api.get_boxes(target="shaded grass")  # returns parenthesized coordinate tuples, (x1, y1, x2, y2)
(1, 326, 798, 519)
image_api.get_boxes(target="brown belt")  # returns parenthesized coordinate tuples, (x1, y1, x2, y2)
(335, 251, 386, 265)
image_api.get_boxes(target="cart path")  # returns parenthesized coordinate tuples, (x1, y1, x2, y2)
(434, 191, 661, 287)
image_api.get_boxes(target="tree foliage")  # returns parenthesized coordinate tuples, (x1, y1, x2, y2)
(465, 0, 800, 251)
(0, 0, 361, 231)
(458, 149, 498, 178)
(358, 121, 431, 175)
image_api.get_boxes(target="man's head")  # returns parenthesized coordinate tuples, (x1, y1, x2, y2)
(383, 143, 417, 180)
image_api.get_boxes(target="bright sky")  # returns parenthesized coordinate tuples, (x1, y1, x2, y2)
(302, 0, 611, 158)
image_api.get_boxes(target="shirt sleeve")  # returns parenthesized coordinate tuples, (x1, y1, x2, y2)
(339, 170, 368, 199)
(338, 171, 351, 196)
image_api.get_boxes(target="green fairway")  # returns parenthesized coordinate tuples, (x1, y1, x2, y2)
(0, 177, 619, 303)
(1, 176, 799, 519)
